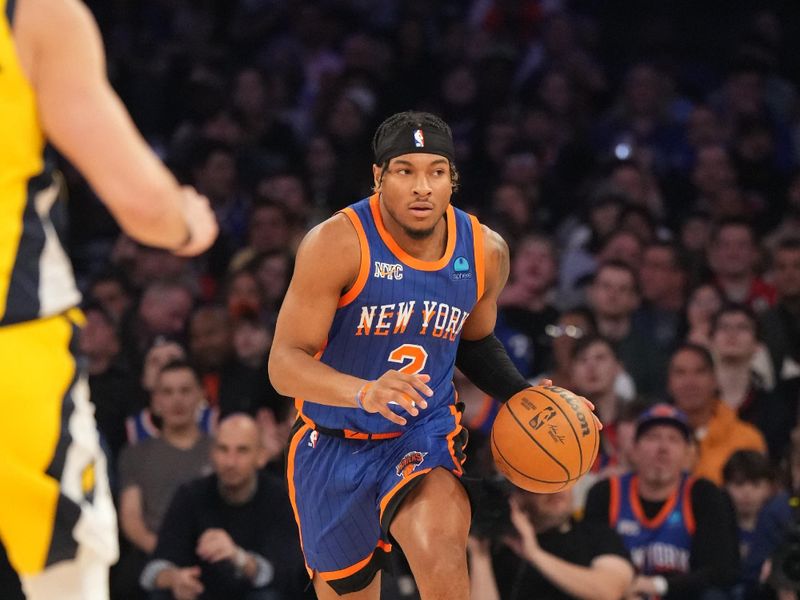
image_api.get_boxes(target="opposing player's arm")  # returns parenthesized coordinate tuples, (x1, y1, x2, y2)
(15, 0, 216, 255)
(268, 215, 431, 425)
(456, 226, 531, 401)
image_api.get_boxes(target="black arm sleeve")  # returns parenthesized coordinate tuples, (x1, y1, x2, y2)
(665, 479, 740, 598)
(456, 334, 531, 402)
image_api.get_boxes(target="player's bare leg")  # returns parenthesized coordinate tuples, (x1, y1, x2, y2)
(312, 571, 381, 600)
(390, 468, 471, 600)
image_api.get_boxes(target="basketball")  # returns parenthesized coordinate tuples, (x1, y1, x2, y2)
(491, 386, 600, 493)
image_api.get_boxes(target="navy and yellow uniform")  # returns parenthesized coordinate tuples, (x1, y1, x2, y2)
(287, 193, 483, 593)
(0, 0, 116, 577)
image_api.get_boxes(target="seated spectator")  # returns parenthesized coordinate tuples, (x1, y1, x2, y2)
(585, 404, 740, 598)
(708, 218, 776, 312)
(140, 414, 310, 599)
(710, 304, 790, 460)
(468, 485, 633, 600)
(587, 260, 667, 399)
(190, 305, 278, 418)
(743, 427, 800, 599)
(633, 241, 688, 355)
(682, 283, 725, 348)
(668, 344, 767, 484)
(568, 336, 640, 511)
(532, 307, 597, 392)
(114, 360, 213, 599)
(126, 341, 216, 444)
(760, 237, 800, 387)
(87, 269, 134, 324)
(496, 234, 560, 377)
(571, 336, 625, 472)
(557, 188, 626, 308)
(232, 312, 272, 371)
(119, 279, 195, 375)
(722, 451, 775, 571)
(80, 302, 139, 467)
(224, 269, 263, 320)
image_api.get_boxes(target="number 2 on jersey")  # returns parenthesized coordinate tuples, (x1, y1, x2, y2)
(388, 343, 429, 375)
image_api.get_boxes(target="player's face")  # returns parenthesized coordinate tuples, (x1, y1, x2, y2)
(374, 153, 453, 240)
(634, 425, 689, 487)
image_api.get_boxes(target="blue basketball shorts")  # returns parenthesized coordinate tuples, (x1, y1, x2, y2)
(286, 403, 468, 594)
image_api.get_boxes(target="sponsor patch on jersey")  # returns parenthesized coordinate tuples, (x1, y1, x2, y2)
(451, 256, 472, 281)
(396, 451, 428, 478)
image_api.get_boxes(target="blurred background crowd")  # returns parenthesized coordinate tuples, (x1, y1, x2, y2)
(57, 0, 800, 598)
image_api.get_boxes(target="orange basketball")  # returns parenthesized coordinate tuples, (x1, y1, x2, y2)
(491, 385, 600, 493)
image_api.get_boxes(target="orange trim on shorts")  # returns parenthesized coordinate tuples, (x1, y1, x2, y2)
(630, 475, 680, 529)
(369, 193, 457, 271)
(446, 404, 465, 474)
(338, 208, 370, 307)
(286, 423, 313, 577)
(469, 214, 485, 302)
(318, 539, 393, 581)
(609, 476, 621, 526)
(378, 467, 433, 521)
(683, 476, 697, 535)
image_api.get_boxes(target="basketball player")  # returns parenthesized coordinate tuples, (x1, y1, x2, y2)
(269, 111, 594, 599)
(1, 0, 217, 598)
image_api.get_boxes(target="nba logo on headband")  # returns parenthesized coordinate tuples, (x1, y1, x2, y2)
(413, 129, 425, 148)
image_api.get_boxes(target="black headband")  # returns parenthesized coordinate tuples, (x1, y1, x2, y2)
(374, 124, 455, 166)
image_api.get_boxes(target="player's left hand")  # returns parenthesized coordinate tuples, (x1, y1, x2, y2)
(196, 528, 238, 563)
(539, 379, 603, 431)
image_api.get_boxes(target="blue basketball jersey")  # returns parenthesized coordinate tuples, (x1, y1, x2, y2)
(298, 194, 484, 434)
(609, 472, 696, 576)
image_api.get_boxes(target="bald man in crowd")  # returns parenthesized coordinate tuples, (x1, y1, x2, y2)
(140, 414, 309, 600)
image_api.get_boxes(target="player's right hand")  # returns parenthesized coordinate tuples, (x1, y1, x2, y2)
(174, 186, 219, 257)
(359, 371, 433, 426)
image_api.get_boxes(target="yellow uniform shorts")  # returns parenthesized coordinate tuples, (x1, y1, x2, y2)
(0, 310, 117, 577)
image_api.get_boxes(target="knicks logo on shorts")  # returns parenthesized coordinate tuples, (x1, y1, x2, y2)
(396, 451, 427, 478)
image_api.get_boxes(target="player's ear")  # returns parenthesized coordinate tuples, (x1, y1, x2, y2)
(372, 163, 382, 192)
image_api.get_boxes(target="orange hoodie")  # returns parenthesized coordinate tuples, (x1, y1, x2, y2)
(692, 401, 767, 485)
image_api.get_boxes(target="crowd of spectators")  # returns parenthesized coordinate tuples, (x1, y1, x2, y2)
(55, 0, 800, 598)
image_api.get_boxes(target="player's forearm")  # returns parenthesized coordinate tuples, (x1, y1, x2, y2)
(268, 346, 365, 408)
(64, 94, 191, 250)
(525, 547, 626, 600)
(97, 161, 190, 250)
